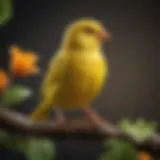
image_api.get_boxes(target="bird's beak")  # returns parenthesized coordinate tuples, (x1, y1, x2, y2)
(97, 30, 111, 41)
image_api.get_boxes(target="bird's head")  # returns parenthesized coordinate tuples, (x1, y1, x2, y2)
(61, 18, 110, 50)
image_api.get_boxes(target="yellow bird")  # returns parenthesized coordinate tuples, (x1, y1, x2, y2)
(29, 18, 110, 126)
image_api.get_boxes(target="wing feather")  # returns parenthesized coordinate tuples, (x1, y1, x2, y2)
(40, 51, 68, 98)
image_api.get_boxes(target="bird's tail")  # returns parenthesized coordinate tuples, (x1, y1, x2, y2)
(29, 85, 57, 121)
(29, 102, 50, 121)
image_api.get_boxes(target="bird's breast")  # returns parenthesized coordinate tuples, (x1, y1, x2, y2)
(68, 55, 105, 89)
(56, 52, 108, 108)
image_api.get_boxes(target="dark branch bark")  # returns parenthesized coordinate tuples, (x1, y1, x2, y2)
(0, 108, 160, 155)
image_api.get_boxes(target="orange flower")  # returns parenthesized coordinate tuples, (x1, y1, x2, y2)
(0, 70, 9, 91)
(138, 151, 152, 160)
(9, 45, 39, 77)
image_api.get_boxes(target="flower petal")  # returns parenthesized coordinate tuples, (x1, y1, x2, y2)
(0, 70, 9, 91)
(9, 45, 24, 58)
(138, 151, 152, 160)
(25, 52, 39, 63)
(9, 45, 40, 77)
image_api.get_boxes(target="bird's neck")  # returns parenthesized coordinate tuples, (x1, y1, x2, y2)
(62, 46, 101, 55)
(61, 40, 101, 53)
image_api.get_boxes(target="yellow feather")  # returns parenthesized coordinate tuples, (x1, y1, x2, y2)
(29, 18, 109, 120)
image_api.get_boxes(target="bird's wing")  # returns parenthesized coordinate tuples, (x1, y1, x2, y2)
(40, 51, 68, 98)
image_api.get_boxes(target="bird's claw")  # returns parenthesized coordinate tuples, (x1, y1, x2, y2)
(55, 115, 67, 126)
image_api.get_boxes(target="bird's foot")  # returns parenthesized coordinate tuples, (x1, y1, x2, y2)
(54, 108, 67, 126)
(83, 107, 118, 135)
(55, 115, 67, 126)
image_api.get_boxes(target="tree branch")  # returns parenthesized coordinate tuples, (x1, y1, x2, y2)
(0, 108, 160, 155)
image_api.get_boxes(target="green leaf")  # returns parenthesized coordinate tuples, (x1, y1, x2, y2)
(99, 138, 138, 160)
(0, 0, 13, 26)
(118, 118, 157, 143)
(0, 130, 28, 151)
(99, 150, 120, 160)
(0, 132, 56, 160)
(0, 130, 10, 146)
(25, 138, 55, 160)
(2, 84, 33, 106)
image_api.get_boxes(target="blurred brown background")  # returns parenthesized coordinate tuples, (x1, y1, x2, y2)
(0, 0, 159, 160)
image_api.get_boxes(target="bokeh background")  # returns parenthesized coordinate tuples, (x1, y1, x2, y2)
(0, 0, 158, 160)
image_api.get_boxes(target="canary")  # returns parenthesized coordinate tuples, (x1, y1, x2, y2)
(29, 18, 110, 126)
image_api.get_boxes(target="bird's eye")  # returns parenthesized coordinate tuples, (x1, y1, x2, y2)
(83, 27, 95, 34)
